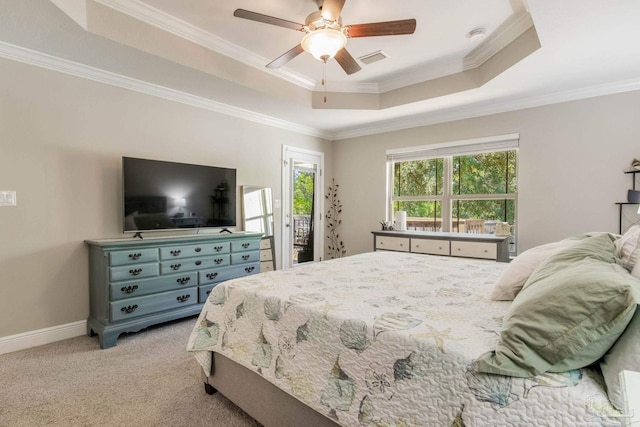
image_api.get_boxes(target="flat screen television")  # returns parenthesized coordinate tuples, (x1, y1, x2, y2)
(122, 157, 237, 233)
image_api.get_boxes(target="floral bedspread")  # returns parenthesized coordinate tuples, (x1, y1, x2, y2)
(187, 251, 621, 426)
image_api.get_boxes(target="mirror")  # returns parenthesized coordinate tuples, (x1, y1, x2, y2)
(242, 186, 274, 236)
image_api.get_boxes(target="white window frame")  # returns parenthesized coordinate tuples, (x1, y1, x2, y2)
(386, 134, 519, 233)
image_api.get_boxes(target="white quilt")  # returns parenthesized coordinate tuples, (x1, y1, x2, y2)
(188, 251, 622, 426)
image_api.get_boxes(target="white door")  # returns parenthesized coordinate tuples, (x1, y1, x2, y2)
(282, 146, 324, 269)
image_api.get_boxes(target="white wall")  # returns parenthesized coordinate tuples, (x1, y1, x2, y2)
(333, 91, 640, 256)
(0, 57, 332, 339)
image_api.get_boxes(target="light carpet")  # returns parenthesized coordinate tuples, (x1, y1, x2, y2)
(0, 317, 261, 427)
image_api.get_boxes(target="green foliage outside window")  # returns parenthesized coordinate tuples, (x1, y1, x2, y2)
(293, 170, 314, 215)
(392, 150, 517, 225)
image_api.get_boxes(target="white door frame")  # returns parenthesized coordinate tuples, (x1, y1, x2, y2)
(282, 145, 324, 269)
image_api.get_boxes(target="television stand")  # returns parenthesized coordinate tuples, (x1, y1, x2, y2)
(219, 228, 233, 234)
(133, 232, 143, 240)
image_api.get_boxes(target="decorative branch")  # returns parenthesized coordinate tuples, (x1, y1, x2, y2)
(326, 179, 346, 259)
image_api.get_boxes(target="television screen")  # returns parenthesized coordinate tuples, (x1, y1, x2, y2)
(122, 157, 236, 233)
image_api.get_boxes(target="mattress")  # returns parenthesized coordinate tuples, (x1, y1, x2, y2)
(187, 251, 623, 426)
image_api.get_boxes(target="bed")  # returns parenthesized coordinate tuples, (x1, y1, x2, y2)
(187, 230, 640, 426)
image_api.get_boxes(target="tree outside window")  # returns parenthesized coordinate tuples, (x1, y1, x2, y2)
(390, 149, 517, 252)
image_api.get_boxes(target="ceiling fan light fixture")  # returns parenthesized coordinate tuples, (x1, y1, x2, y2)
(301, 28, 347, 61)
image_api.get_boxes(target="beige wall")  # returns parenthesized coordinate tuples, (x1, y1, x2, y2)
(0, 57, 332, 338)
(333, 90, 640, 256)
(2, 52, 640, 343)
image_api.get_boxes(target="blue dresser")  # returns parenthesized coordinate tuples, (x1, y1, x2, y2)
(86, 232, 262, 348)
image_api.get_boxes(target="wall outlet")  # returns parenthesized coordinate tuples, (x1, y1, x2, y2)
(0, 191, 17, 206)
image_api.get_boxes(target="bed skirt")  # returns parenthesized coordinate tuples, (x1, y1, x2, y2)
(202, 352, 339, 427)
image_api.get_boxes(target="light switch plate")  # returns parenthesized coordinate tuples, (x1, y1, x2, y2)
(0, 191, 17, 206)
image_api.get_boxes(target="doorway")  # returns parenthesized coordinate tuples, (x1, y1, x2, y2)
(282, 146, 324, 269)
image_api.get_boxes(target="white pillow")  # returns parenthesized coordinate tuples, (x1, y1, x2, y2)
(489, 240, 577, 301)
(600, 308, 640, 410)
(615, 225, 640, 270)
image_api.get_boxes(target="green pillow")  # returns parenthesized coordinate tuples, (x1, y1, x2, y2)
(475, 233, 639, 377)
(520, 232, 619, 289)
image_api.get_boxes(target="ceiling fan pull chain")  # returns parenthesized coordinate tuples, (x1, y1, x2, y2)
(322, 59, 327, 103)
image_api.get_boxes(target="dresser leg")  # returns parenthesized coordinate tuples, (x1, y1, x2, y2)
(100, 332, 118, 349)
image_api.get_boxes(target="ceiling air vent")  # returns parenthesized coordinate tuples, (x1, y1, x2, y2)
(358, 50, 388, 65)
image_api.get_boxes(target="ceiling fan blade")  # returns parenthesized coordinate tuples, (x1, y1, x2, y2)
(233, 9, 304, 31)
(320, 0, 346, 22)
(334, 48, 361, 75)
(346, 19, 416, 38)
(266, 44, 305, 69)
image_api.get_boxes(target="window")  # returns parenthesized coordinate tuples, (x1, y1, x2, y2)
(387, 134, 518, 252)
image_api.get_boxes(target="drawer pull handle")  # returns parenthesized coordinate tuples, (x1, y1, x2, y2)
(121, 305, 138, 314)
(214, 245, 223, 252)
(120, 285, 139, 294)
(128, 253, 142, 260)
(176, 295, 191, 303)
(206, 272, 218, 280)
(129, 268, 142, 276)
(170, 250, 182, 256)
(177, 277, 191, 285)
(171, 264, 182, 270)
(242, 255, 250, 260)
(195, 260, 202, 266)
(242, 243, 250, 248)
(245, 266, 255, 273)
(214, 258, 223, 265)
(195, 247, 202, 252)
(206, 290, 212, 296)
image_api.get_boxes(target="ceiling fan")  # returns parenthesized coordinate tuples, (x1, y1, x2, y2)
(233, 0, 417, 75)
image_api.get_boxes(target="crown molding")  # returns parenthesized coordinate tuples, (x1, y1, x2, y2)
(464, 12, 534, 70)
(332, 78, 640, 141)
(0, 41, 331, 140)
(3, 39, 639, 144)
(94, 0, 316, 90)
(377, 11, 535, 94)
(91, 0, 538, 97)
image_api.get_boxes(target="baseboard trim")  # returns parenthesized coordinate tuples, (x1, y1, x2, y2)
(0, 321, 87, 355)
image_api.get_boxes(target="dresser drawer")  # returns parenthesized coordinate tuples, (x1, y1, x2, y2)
(109, 272, 197, 300)
(199, 284, 218, 303)
(260, 261, 274, 272)
(260, 238, 272, 250)
(260, 249, 273, 261)
(231, 239, 260, 252)
(200, 264, 243, 285)
(231, 251, 260, 264)
(109, 248, 158, 266)
(199, 262, 260, 303)
(110, 287, 197, 322)
(375, 236, 410, 252)
(411, 239, 450, 255)
(451, 241, 497, 260)
(160, 255, 230, 274)
(109, 262, 159, 282)
(162, 242, 229, 257)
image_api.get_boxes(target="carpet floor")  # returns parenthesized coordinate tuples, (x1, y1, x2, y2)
(0, 317, 261, 427)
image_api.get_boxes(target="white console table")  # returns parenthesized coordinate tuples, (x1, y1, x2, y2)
(372, 230, 510, 263)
